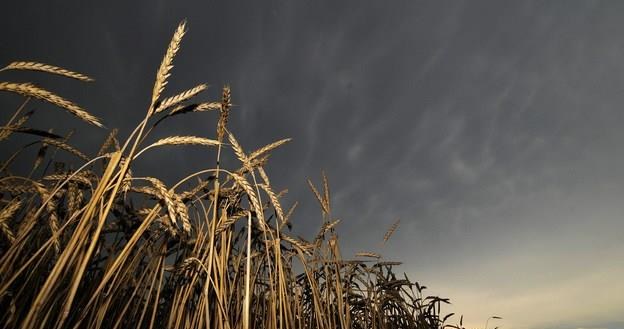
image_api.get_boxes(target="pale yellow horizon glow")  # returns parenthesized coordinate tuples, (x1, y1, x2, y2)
(416, 258, 624, 329)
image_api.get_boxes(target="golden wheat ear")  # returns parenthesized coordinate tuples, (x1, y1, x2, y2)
(1, 61, 94, 82)
(0, 82, 103, 128)
(149, 20, 187, 114)
(154, 84, 207, 114)
(383, 219, 400, 245)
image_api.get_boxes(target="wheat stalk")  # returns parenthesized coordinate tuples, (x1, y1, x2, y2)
(1, 61, 94, 81)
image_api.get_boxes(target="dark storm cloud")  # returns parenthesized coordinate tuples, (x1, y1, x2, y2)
(2, 1, 623, 328)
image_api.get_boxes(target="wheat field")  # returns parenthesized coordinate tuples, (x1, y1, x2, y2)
(0, 21, 468, 329)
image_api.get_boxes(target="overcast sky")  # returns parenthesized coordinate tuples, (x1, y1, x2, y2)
(1, 1, 623, 328)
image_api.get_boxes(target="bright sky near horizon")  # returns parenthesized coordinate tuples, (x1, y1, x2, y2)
(1, 1, 623, 328)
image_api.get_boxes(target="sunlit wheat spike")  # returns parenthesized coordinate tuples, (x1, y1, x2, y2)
(322, 170, 330, 212)
(173, 193, 191, 233)
(117, 156, 132, 195)
(227, 131, 251, 169)
(281, 234, 313, 255)
(149, 136, 220, 148)
(130, 186, 159, 198)
(0, 180, 43, 195)
(221, 84, 231, 111)
(169, 101, 221, 116)
(279, 201, 297, 230)
(145, 177, 179, 230)
(155, 83, 207, 113)
(217, 85, 231, 141)
(0, 199, 22, 243)
(66, 182, 83, 216)
(41, 137, 89, 162)
(230, 172, 263, 221)
(215, 210, 247, 234)
(277, 188, 288, 198)
(43, 172, 93, 187)
(259, 183, 284, 223)
(0, 82, 103, 127)
(180, 178, 216, 202)
(307, 179, 328, 214)
(35, 185, 61, 253)
(0, 219, 14, 243)
(0, 113, 30, 141)
(234, 155, 269, 176)
(248, 138, 292, 162)
(150, 20, 187, 112)
(383, 219, 400, 244)
(136, 208, 155, 217)
(96, 128, 118, 156)
(324, 218, 340, 231)
(355, 251, 382, 259)
(257, 166, 270, 185)
(1, 61, 94, 81)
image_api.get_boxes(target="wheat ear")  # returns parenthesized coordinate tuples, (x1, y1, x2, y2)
(155, 84, 207, 113)
(1, 61, 94, 81)
(0, 199, 22, 243)
(150, 20, 187, 113)
(0, 82, 103, 127)
(383, 219, 400, 244)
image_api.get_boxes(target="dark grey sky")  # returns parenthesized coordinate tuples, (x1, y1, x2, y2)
(1, 1, 623, 328)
